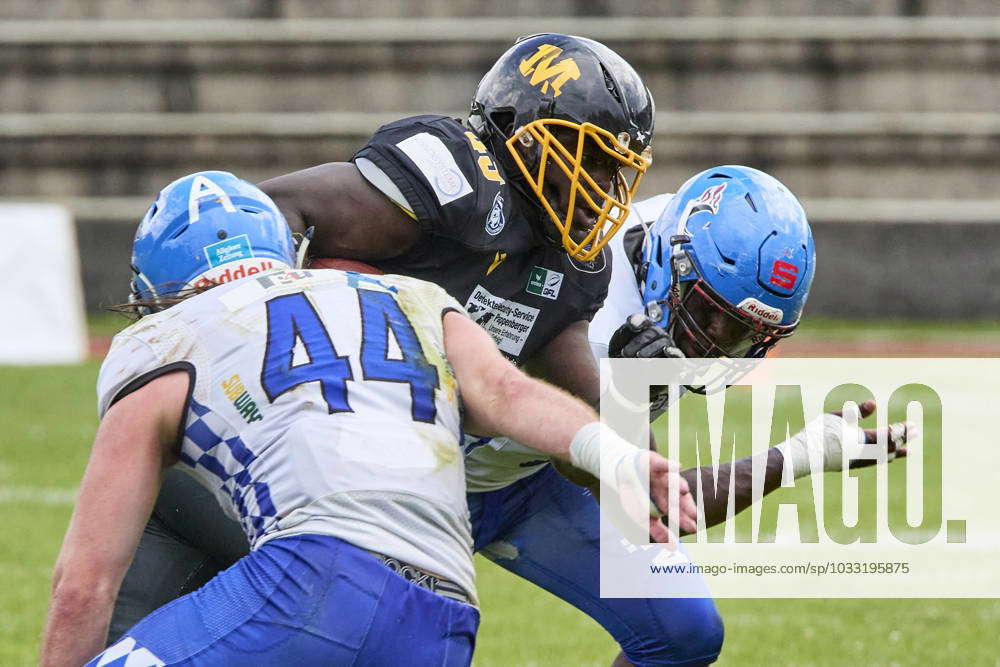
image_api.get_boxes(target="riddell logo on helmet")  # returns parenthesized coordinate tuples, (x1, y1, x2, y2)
(518, 44, 581, 97)
(736, 297, 783, 324)
(191, 260, 276, 289)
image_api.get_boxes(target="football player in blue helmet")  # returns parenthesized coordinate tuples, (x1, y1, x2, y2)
(44, 169, 694, 665)
(588, 166, 911, 667)
(636, 165, 815, 360)
(128, 170, 298, 311)
(108, 36, 729, 667)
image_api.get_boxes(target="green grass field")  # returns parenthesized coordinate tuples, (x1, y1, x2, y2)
(3, 320, 999, 666)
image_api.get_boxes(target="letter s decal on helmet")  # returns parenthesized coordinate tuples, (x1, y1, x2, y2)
(640, 165, 816, 359)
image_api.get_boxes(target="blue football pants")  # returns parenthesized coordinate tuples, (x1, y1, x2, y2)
(90, 533, 479, 666)
(468, 465, 724, 667)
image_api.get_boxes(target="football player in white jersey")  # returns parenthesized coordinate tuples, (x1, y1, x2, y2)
(40, 172, 695, 667)
(461, 166, 913, 667)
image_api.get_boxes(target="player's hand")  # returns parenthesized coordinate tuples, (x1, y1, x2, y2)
(778, 399, 918, 477)
(833, 400, 915, 469)
(608, 313, 685, 359)
(646, 452, 697, 543)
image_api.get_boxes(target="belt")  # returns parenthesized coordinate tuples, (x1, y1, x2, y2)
(368, 551, 471, 605)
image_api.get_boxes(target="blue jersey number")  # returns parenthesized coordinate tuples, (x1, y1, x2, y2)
(358, 289, 439, 423)
(261, 292, 354, 413)
(261, 290, 438, 421)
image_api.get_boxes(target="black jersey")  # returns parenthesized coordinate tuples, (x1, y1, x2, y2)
(353, 115, 611, 364)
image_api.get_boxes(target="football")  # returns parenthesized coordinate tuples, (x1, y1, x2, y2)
(310, 257, 384, 274)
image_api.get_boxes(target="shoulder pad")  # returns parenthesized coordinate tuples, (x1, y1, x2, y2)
(96, 330, 163, 417)
(353, 116, 515, 250)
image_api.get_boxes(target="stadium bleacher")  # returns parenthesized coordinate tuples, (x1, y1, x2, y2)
(3, 5, 999, 317)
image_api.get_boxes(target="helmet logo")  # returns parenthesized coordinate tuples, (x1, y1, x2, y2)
(518, 44, 581, 97)
(769, 259, 800, 290)
(188, 174, 236, 223)
(736, 297, 783, 324)
(689, 183, 727, 218)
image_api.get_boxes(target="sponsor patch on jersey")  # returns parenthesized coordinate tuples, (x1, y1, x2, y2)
(525, 266, 564, 300)
(465, 285, 540, 357)
(736, 297, 783, 324)
(485, 191, 505, 235)
(221, 374, 264, 424)
(204, 234, 254, 267)
(396, 133, 473, 205)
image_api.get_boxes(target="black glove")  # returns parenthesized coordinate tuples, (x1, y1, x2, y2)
(608, 313, 685, 359)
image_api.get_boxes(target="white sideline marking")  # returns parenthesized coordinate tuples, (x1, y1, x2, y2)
(0, 485, 77, 506)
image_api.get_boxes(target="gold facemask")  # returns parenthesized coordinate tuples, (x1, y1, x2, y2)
(505, 118, 652, 262)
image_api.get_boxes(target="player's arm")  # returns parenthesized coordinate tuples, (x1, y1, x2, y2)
(608, 319, 913, 534)
(679, 449, 784, 533)
(527, 319, 659, 488)
(40, 372, 189, 667)
(443, 312, 697, 541)
(448, 313, 595, 446)
(520, 320, 605, 487)
(679, 400, 912, 534)
(259, 162, 420, 260)
(524, 319, 601, 408)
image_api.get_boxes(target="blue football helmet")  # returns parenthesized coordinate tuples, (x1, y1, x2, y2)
(640, 165, 815, 358)
(130, 171, 297, 309)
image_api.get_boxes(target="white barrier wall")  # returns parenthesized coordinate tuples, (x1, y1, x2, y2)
(0, 204, 87, 364)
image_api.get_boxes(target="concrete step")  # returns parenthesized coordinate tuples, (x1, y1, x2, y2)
(3, 0, 998, 20)
(3, 18, 1000, 113)
(39, 198, 1000, 318)
(2, 112, 998, 200)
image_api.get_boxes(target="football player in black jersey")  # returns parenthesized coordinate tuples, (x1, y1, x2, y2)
(107, 34, 722, 667)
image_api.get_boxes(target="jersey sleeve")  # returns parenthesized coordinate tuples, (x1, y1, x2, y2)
(96, 332, 162, 417)
(352, 115, 510, 250)
(578, 276, 611, 325)
(96, 322, 196, 418)
(433, 283, 468, 319)
(388, 274, 467, 322)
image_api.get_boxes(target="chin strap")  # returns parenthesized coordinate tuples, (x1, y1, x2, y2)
(129, 267, 160, 316)
(295, 226, 315, 269)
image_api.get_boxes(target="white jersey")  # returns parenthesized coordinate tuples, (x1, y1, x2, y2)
(97, 268, 477, 601)
(586, 197, 671, 361)
(463, 194, 674, 493)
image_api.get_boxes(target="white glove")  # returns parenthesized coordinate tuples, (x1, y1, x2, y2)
(569, 423, 652, 503)
(777, 407, 918, 478)
(569, 422, 697, 543)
